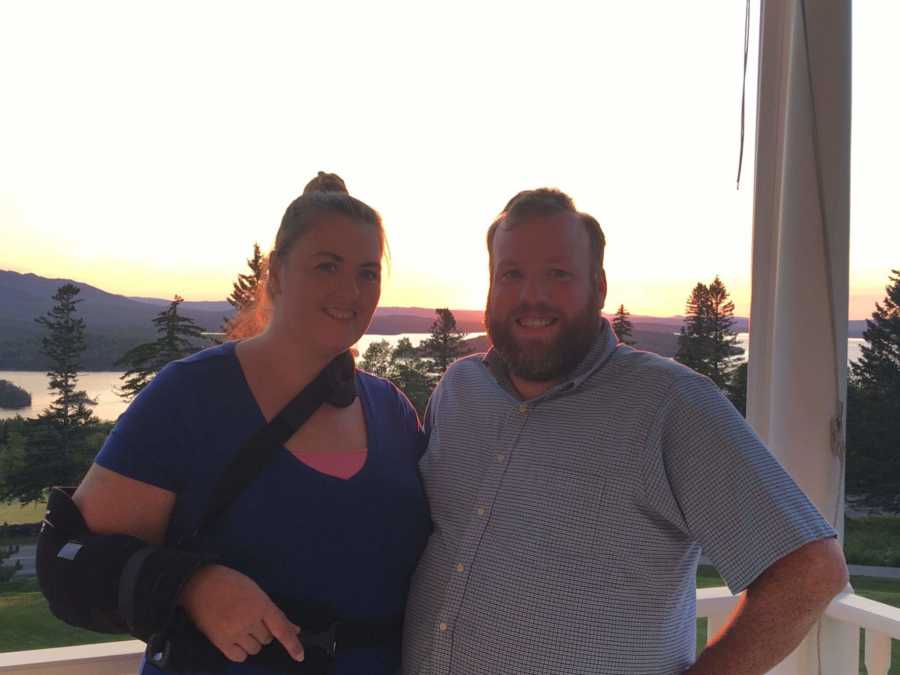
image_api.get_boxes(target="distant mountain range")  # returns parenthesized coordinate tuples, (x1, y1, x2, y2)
(0, 269, 866, 370)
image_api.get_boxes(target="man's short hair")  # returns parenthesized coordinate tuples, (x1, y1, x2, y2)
(486, 188, 606, 278)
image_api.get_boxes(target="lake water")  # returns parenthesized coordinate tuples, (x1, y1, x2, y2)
(0, 332, 863, 422)
(0, 332, 480, 422)
(734, 333, 864, 364)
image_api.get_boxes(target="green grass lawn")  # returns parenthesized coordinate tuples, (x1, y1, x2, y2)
(846, 516, 900, 567)
(0, 501, 45, 526)
(0, 578, 131, 653)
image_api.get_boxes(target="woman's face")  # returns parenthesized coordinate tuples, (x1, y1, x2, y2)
(269, 212, 382, 357)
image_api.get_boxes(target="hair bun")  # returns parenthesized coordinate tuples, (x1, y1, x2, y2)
(303, 171, 349, 195)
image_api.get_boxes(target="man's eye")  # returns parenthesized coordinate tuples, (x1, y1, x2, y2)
(361, 269, 380, 282)
(500, 270, 522, 281)
(316, 262, 338, 273)
(550, 269, 572, 279)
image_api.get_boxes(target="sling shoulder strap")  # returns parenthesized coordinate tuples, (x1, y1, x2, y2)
(185, 350, 357, 543)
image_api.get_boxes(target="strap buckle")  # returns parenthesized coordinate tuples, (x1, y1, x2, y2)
(146, 630, 174, 669)
(301, 621, 340, 660)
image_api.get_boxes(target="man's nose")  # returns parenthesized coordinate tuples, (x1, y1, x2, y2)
(519, 276, 549, 304)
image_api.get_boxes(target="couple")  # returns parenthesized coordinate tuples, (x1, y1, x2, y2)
(69, 173, 846, 674)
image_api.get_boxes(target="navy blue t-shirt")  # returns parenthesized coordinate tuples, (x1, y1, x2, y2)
(96, 342, 430, 674)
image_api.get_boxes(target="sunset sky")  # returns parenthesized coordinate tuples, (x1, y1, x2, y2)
(1, 2, 897, 319)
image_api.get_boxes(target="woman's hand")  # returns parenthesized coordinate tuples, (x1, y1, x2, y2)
(180, 564, 305, 664)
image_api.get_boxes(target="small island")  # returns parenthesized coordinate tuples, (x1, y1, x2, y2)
(0, 380, 31, 410)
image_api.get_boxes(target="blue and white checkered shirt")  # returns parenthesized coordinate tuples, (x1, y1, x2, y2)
(402, 319, 835, 674)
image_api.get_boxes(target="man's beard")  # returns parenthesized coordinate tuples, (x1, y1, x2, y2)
(486, 295, 601, 383)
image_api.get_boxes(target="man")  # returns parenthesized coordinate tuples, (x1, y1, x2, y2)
(402, 189, 848, 674)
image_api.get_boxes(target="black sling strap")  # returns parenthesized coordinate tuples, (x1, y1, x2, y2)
(186, 350, 357, 544)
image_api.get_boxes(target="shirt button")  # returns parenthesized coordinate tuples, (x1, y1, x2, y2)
(439, 622, 449, 632)
(496, 453, 506, 463)
(455, 563, 465, 573)
(517, 404, 528, 414)
(477, 506, 486, 516)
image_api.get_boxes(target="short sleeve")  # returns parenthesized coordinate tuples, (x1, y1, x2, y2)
(94, 363, 189, 493)
(643, 373, 836, 594)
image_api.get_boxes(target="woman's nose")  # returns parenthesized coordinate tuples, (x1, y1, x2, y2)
(333, 271, 360, 301)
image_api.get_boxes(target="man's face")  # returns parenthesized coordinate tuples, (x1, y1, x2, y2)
(486, 211, 606, 382)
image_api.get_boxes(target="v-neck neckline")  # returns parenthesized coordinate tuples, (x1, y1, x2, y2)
(228, 341, 376, 483)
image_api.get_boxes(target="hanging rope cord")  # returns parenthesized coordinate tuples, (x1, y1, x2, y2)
(736, 0, 752, 189)
(738, 0, 845, 471)
(798, 0, 850, 671)
(798, 0, 847, 521)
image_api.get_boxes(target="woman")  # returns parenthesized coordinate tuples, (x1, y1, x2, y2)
(72, 173, 430, 674)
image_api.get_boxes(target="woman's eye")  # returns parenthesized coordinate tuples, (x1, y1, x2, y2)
(361, 269, 380, 282)
(316, 262, 338, 273)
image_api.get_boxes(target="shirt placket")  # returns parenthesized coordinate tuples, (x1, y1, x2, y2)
(430, 401, 532, 675)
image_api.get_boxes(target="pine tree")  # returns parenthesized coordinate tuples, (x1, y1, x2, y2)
(675, 278, 743, 389)
(2, 284, 97, 502)
(389, 338, 434, 416)
(224, 243, 266, 336)
(359, 340, 393, 378)
(706, 276, 742, 388)
(612, 304, 636, 346)
(117, 296, 206, 400)
(0, 418, 26, 492)
(675, 283, 711, 373)
(1, 418, 114, 503)
(851, 269, 900, 398)
(726, 361, 748, 416)
(360, 338, 433, 415)
(34, 284, 96, 429)
(846, 269, 900, 512)
(421, 308, 468, 375)
(16, 421, 69, 501)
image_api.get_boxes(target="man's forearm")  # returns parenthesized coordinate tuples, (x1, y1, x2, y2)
(686, 588, 823, 674)
(686, 538, 848, 675)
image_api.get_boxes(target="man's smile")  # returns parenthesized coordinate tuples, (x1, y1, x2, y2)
(513, 315, 559, 332)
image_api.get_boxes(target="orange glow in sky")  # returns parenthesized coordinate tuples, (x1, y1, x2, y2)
(1, 2, 896, 320)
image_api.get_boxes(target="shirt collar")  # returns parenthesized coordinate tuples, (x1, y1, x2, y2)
(482, 317, 620, 399)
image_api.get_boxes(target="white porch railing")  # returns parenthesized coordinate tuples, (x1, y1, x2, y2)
(0, 589, 896, 674)
(698, 587, 900, 675)
(0, 640, 143, 675)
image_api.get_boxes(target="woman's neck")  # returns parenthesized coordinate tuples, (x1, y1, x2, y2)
(236, 328, 338, 408)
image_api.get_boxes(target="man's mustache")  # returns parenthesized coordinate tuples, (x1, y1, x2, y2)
(496, 304, 562, 320)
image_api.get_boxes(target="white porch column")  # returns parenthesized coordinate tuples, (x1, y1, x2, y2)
(747, 0, 852, 673)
